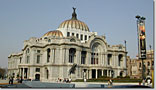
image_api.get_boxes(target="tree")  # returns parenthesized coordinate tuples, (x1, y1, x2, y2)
(0, 67, 6, 79)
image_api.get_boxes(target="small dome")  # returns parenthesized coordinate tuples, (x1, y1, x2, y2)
(58, 7, 89, 31)
(43, 30, 63, 37)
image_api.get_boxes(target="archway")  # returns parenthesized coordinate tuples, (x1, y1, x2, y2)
(120, 71, 123, 77)
(35, 74, 40, 80)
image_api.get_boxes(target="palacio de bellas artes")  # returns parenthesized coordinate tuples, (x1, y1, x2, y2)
(8, 7, 127, 82)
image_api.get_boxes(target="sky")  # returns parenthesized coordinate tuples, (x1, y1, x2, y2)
(0, 0, 153, 68)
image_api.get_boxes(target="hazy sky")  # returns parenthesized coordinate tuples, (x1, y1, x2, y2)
(0, 0, 153, 68)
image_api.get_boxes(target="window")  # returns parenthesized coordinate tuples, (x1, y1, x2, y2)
(26, 48, 29, 54)
(36, 68, 40, 72)
(81, 51, 86, 64)
(67, 32, 70, 37)
(85, 35, 87, 40)
(91, 53, 98, 64)
(20, 57, 22, 63)
(108, 54, 112, 65)
(91, 58, 94, 64)
(69, 48, 76, 63)
(48, 39, 51, 42)
(37, 55, 40, 64)
(76, 34, 79, 38)
(37, 50, 40, 53)
(118, 55, 123, 66)
(26, 56, 30, 63)
(46, 70, 49, 79)
(47, 48, 50, 63)
(81, 34, 83, 40)
(72, 33, 74, 36)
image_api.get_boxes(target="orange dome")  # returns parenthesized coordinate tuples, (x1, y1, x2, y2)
(58, 19, 89, 31)
(43, 30, 63, 37)
(58, 7, 89, 31)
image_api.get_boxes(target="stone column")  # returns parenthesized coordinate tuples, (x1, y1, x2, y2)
(107, 70, 109, 77)
(96, 69, 98, 79)
(105, 54, 107, 67)
(87, 52, 91, 65)
(22, 68, 24, 79)
(87, 70, 89, 79)
(61, 48, 64, 64)
(89, 69, 92, 79)
(64, 48, 67, 64)
(66, 48, 69, 64)
(102, 70, 104, 76)
(28, 68, 30, 79)
(19, 68, 21, 77)
(50, 49, 53, 64)
(76, 49, 81, 64)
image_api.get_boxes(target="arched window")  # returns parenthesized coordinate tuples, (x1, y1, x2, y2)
(118, 54, 123, 66)
(37, 55, 40, 64)
(26, 48, 29, 54)
(108, 54, 112, 65)
(91, 43, 101, 65)
(81, 51, 86, 64)
(69, 48, 76, 63)
(48, 39, 51, 42)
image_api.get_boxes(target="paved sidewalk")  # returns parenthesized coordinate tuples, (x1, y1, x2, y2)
(71, 82, 152, 88)
(0, 79, 18, 85)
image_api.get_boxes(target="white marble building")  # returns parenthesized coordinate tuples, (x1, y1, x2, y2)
(8, 8, 127, 82)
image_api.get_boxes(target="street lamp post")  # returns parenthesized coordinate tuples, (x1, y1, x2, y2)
(124, 40, 127, 76)
(135, 15, 146, 80)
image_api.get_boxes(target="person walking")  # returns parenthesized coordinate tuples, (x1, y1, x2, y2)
(11, 77, 13, 85)
(147, 79, 151, 86)
(9, 77, 11, 84)
(142, 79, 145, 86)
(110, 79, 113, 86)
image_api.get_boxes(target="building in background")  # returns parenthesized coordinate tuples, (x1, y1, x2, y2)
(128, 50, 154, 79)
(8, 8, 127, 82)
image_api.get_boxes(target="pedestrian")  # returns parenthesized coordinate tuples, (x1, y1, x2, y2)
(20, 77, 23, 83)
(110, 79, 113, 86)
(108, 79, 110, 86)
(11, 77, 14, 85)
(84, 78, 86, 82)
(147, 79, 151, 86)
(9, 77, 11, 84)
(69, 78, 71, 83)
(142, 79, 145, 86)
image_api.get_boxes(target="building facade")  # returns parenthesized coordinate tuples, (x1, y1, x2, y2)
(128, 50, 154, 79)
(8, 8, 127, 82)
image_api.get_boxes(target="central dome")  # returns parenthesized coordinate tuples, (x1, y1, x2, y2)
(58, 7, 89, 31)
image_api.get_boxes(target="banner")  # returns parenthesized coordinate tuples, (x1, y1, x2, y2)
(138, 22, 146, 59)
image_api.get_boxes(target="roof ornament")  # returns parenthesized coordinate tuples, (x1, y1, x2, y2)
(72, 7, 77, 20)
